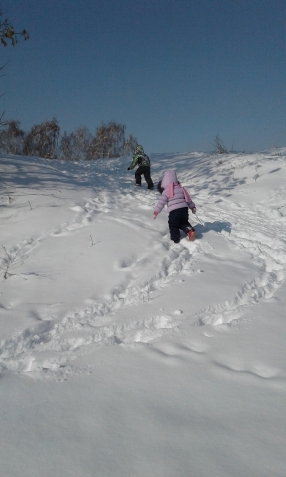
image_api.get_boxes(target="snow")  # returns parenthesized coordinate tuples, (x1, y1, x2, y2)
(0, 149, 286, 477)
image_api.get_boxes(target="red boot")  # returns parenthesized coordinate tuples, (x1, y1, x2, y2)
(187, 229, 195, 241)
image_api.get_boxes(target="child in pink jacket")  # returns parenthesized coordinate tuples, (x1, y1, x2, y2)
(153, 170, 196, 243)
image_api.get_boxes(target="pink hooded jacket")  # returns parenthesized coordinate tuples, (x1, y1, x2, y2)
(154, 170, 196, 214)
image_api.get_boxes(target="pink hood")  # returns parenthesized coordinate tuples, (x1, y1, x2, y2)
(161, 170, 191, 202)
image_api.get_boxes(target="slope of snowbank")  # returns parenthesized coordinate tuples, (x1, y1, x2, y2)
(0, 150, 285, 476)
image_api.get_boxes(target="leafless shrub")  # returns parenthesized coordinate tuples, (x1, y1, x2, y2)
(0, 119, 24, 154)
(213, 135, 228, 154)
(89, 122, 126, 159)
(59, 126, 92, 161)
(123, 134, 138, 156)
(23, 118, 60, 158)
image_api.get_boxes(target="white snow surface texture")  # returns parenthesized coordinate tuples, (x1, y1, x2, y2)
(0, 150, 285, 477)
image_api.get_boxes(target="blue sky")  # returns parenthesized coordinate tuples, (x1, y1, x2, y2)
(1, 0, 286, 153)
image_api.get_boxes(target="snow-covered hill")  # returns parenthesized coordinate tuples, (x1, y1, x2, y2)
(1, 149, 285, 476)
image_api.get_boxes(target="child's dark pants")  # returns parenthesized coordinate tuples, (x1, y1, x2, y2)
(135, 166, 154, 189)
(168, 207, 194, 243)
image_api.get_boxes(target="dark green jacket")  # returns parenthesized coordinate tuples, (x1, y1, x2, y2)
(128, 153, 151, 170)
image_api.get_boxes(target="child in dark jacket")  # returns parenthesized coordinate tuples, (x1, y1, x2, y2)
(127, 145, 154, 189)
(153, 170, 196, 243)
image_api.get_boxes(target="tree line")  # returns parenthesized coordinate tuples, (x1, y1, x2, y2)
(0, 119, 138, 160)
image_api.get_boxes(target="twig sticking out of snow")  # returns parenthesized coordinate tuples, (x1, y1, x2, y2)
(0, 244, 29, 279)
